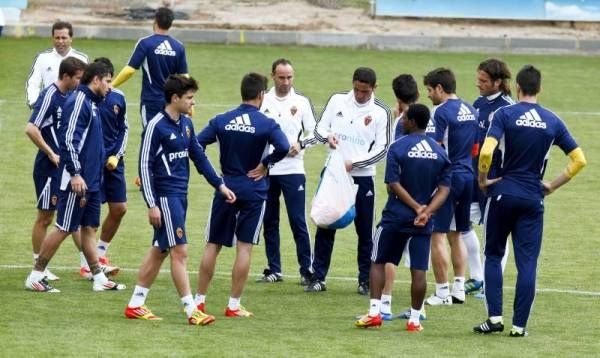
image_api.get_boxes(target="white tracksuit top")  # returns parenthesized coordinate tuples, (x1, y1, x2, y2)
(314, 90, 392, 177)
(260, 87, 317, 175)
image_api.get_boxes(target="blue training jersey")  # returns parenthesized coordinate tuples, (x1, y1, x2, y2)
(472, 92, 515, 202)
(382, 134, 451, 234)
(197, 103, 290, 201)
(28, 83, 68, 176)
(59, 85, 105, 192)
(486, 102, 578, 200)
(127, 34, 188, 105)
(98, 88, 128, 161)
(139, 111, 223, 208)
(433, 98, 478, 173)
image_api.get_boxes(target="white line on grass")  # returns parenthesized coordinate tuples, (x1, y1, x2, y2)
(1, 98, 600, 116)
(2, 264, 599, 296)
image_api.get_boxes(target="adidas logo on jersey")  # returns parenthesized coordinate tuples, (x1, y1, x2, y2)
(516, 109, 547, 129)
(298, 185, 304, 191)
(425, 119, 436, 134)
(225, 114, 256, 133)
(457, 103, 476, 122)
(408, 139, 438, 159)
(154, 40, 176, 56)
(169, 133, 177, 140)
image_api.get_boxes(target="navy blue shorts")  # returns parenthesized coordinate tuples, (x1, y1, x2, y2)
(55, 190, 101, 232)
(33, 170, 59, 211)
(152, 196, 188, 251)
(141, 101, 164, 127)
(101, 162, 127, 203)
(434, 171, 473, 233)
(206, 194, 265, 247)
(371, 222, 431, 271)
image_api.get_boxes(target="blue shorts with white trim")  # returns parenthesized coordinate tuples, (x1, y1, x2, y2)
(101, 162, 127, 203)
(206, 194, 265, 247)
(34, 170, 59, 211)
(372, 221, 431, 271)
(152, 195, 188, 252)
(55, 190, 101, 232)
(433, 171, 473, 233)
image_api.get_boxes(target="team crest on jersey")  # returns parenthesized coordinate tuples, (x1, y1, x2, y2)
(186, 126, 191, 138)
(290, 106, 298, 116)
(364, 115, 372, 126)
(51, 195, 58, 206)
(113, 105, 120, 115)
(80, 197, 87, 208)
(176, 227, 184, 239)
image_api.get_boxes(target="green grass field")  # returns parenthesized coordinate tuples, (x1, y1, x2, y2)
(0, 37, 599, 357)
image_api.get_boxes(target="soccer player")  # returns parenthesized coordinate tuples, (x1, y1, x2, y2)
(464, 58, 514, 296)
(94, 57, 128, 269)
(306, 67, 392, 294)
(381, 74, 424, 320)
(256, 58, 316, 285)
(474, 65, 586, 337)
(25, 57, 86, 281)
(26, 21, 88, 107)
(112, 7, 189, 126)
(423, 68, 477, 306)
(194, 73, 290, 318)
(125, 75, 235, 325)
(24, 61, 126, 293)
(355, 104, 450, 331)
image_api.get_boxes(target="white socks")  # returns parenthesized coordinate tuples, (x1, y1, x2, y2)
(97, 240, 110, 258)
(452, 277, 465, 293)
(194, 293, 206, 306)
(463, 229, 484, 281)
(29, 269, 45, 282)
(409, 307, 421, 324)
(79, 252, 89, 269)
(93, 271, 108, 284)
(128, 285, 149, 307)
(228, 297, 240, 310)
(435, 282, 450, 298)
(368, 299, 381, 317)
(380, 294, 392, 314)
(181, 295, 195, 317)
(490, 316, 503, 324)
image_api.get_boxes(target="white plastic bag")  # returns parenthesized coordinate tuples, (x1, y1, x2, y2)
(310, 150, 358, 229)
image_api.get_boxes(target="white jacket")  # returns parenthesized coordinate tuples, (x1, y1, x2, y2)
(314, 90, 391, 177)
(260, 87, 317, 175)
(26, 47, 88, 107)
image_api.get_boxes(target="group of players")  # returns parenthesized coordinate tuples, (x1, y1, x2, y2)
(22, 8, 587, 336)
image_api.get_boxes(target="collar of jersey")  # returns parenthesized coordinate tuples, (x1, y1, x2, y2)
(486, 91, 503, 102)
(77, 85, 104, 103)
(238, 103, 260, 111)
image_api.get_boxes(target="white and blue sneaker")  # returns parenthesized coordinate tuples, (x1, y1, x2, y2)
(380, 312, 393, 321)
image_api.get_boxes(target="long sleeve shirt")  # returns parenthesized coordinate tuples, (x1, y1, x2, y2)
(139, 111, 222, 208)
(26, 47, 88, 107)
(314, 90, 392, 177)
(58, 85, 105, 192)
(260, 87, 316, 175)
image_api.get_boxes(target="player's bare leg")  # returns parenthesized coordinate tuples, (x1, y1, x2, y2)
(196, 242, 222, 295)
